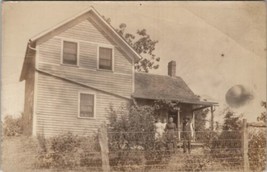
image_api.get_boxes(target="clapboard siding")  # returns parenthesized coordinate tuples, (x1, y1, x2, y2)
(38, 17, 133, 74)
(79, 42, 97, 69)
(36, 73, 129, 137)
(38, 63, 132, 98)
(39, 38, 61, 64)
(58, 18, 115, 45)
(34, 15, 135, 136)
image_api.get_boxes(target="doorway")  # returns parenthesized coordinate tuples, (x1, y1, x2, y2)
(168, 110, 178, 127)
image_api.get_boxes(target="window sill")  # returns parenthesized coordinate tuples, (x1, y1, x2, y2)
(77, 116, 96, 120)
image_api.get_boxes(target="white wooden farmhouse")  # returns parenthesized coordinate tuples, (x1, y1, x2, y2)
(20, 7, 217, 137)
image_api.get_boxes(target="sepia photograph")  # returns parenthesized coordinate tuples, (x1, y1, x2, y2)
(1, 1, 266, 171)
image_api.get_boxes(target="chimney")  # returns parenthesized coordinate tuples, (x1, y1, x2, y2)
(168, 61, 176, 77)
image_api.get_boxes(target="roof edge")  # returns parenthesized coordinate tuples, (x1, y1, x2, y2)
(132, 95, 218, 106)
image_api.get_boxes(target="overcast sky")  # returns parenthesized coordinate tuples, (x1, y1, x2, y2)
(2, 2, 266, 122)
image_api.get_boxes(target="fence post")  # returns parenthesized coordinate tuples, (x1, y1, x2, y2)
(241, 118, 249, 172)
(99, 124, 110, 172)
(210, 106, 214, 131)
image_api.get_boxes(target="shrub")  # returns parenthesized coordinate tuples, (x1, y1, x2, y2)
(248, 128, 266, 171)
(107, 104, 170, 170)
(182, 155, 213, 171)
(3, 115, 23, 136)
(202, 111, 243, 170)
(108, 105, 156, 151)
(35, 132, 101, 169)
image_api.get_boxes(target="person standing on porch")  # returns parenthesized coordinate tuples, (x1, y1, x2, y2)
(162, 118, 167, 129)
(182, 117, 193, 153)
(155, 118, 164, 140)
(165, 117, 177, 153)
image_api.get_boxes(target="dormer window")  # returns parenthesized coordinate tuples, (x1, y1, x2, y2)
(62, 41, 78, 65)
(98, 47, 113, 70)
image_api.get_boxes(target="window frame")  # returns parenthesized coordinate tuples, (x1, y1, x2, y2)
(61, 39, 80, 66)
(78, 91, 96, 119)
(97, 45, 114, 71)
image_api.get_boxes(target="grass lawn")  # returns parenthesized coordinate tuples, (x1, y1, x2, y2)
(1, 136, 51, 172)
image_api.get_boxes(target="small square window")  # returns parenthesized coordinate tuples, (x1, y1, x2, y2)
(63, 41, 78, 65)
(79, 93, 95, 118)
(99, 47, 113, 70)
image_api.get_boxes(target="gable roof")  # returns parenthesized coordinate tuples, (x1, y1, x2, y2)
(20, 6, 141, 81)
(133, 72, 217, 105)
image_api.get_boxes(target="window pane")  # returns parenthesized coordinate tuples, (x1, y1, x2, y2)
(63, 41, 77, 65)
(99, 47, 112, 70)
(80, 93, 94, 118)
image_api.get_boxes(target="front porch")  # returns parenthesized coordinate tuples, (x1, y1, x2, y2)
(169, 101, 218, 142)
(135, 98, 218, 143)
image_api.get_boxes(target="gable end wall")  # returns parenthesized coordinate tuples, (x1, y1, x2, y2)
(34, 15, 134, 136)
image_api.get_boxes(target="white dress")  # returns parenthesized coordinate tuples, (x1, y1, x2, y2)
(155, 122, 164, 139)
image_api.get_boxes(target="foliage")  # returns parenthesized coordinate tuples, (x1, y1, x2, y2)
(153, 100, 180, 112)
(117, 24, 160, 73)
(102, 16, 160, 73)
(222, 110, 242, 131)
(248, 128, 266, 171)
(35, 132, 101, 169)
(194, 108, 210, 142)
(194, 108, 209, 132)
(257, 101, 266, 122)
(209, 102, 267, 171)
(3, 115, 23, 137)
(182, 155, 214, 171)
(206, 110, 243, 169)
(107, 104, 170, 170)
(108, 105, 156, 150)
(249, 101, 267, 171)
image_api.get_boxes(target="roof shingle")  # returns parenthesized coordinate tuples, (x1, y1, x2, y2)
(133, 72, 202, 103)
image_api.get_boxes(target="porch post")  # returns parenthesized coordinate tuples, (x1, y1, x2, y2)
(192, 111, 195, 141)
(210, 106, 214, 131)
(177, 108, 180, 141)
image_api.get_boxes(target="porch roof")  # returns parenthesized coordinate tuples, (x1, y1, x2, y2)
(133, 72, 217, 106)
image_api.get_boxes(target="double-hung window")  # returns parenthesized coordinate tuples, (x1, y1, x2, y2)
(79, 93, 95, 118)
(62, 41, 78, 65)
(98, 47, 113, 70)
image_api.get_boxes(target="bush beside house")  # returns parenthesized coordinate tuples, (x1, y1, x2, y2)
(35, 132, 101, 170)
(3, 115, 23, 136)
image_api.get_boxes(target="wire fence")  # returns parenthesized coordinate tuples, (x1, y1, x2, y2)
(104, 130, 244, 172)
(5, 120, 264, 172)
(59, 120, 265, 172)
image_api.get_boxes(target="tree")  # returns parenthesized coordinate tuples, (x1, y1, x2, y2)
(116, 23, 160, 73)
(222, 110, 242, 131)
(102, 16, 160, 73)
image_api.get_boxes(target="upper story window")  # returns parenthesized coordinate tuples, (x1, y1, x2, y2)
(62, 41, 78, 65)
(98, 47, 113, 70)
(79, 92, 95, 118)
